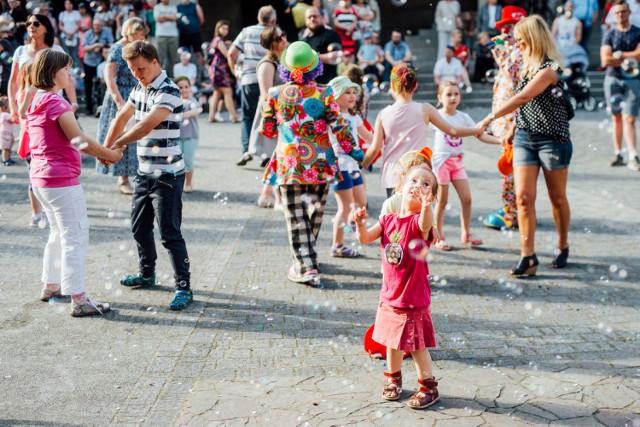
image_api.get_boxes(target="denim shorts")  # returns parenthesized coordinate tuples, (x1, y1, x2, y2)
(604, 75, 640, 116)
(331, 169, 364, 191)
(513, 130, 573, 170)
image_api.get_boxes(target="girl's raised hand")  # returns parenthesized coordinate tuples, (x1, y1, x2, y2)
(352, 206, 369, 224)
(413, 185, 435, 208)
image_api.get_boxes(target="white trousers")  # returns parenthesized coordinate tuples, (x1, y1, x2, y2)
(33, 185, 89, 296)
(437, 30, 454, 59)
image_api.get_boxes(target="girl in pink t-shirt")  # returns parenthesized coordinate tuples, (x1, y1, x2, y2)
(354, 165, 441, 410)
(361, 63, 480, 197)
(28, 49, 122, 317)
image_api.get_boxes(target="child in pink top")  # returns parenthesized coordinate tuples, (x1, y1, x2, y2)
(0, 97, 15, 166)
(28, 49, 122, 317)
(361, 63, 481, 197)
(354, 164, 441, 410)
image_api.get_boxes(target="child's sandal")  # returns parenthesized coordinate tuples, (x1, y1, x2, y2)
(407, 377, 440, 409)
(434, 237, 452, 251)
(382, 370, 402, 401)
(461, 233, 483, 246)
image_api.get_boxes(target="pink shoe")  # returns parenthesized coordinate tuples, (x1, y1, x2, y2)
(461, 233, 483, 246)
(287, 266, 320, 285)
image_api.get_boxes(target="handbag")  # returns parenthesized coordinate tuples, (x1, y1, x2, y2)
(559, 82, 575, 121)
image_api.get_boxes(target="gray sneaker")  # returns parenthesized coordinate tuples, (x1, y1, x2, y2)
(609, 154, 625, 167)
(628, 155, 640, 171)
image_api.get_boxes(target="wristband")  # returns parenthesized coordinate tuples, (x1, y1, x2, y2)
(71, 102, 79, 107)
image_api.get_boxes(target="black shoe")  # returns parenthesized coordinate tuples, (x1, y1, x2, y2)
(3, 159, 16, 166)
(510, 254, 539, 277)
(628, 155, 640, 171)
(236, 152, 253, 166)
(609, 154, 625, 167)
(260, 157, 270, 167)
(551, 247, 569, 268)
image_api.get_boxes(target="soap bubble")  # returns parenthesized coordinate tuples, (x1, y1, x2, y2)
(485, 69, 498, 83)
(458, 82, 473, 94)
(391, 0, 408, 6)
(363, 73, 379, 93)
(610, 93, 623, 106)
(621, 58, 639, 78)
(70, 136, 88, 150)
(408, 239, 429, 261)
(379, 81, 391, 93)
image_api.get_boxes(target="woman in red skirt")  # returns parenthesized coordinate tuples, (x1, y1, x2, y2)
(354, 164, 440, 410)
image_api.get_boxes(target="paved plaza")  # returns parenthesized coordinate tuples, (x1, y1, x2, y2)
(0, 107, 638, 427)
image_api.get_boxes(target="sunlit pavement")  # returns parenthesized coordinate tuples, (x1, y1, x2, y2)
(0, 108, 638, 426)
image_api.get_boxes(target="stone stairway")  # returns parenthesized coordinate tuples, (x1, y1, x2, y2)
(369, 28, 606, 110)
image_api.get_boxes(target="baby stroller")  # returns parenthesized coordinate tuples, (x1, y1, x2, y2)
(560, 44, 597, 112)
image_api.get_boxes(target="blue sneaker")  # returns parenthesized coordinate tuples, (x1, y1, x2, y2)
(120, 273, 156, 288)
(169, 289, 193, 310)
(483, 208, 517, 230)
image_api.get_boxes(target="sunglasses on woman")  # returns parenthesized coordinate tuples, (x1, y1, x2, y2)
(26, 21, 42, 28)
(275, 31, 287, 42)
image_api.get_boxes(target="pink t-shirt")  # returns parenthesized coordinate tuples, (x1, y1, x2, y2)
(379, 213, 433, 308)
(378, 101, 430, 189)
(28, 91, 80, 188)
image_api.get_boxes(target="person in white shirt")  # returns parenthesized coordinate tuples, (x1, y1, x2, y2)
(552, 1, 583, 48)
(154, 0, 180, 77)
(58, 0, 81, 68)
(433, 45, 464, 86)
(173, 50, 198, 93)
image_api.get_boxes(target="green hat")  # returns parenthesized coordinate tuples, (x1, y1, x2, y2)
(328, 76, 361, 99)
(281, 41, 320, 75)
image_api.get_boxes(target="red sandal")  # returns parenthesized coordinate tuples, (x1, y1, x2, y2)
(461, 233, 483, 246)
(407, 377, 439, 409)
(382, 371, 402, 401)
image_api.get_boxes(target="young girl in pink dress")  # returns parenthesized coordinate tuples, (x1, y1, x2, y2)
(353, 164, 441, 410)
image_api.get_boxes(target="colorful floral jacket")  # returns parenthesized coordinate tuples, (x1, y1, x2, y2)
(261, 81, 362, 185)
(489, 37, 523, 138)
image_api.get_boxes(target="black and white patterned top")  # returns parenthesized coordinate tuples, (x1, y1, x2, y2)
(515, 61, 570, 143)
(128, 71, 184, 175)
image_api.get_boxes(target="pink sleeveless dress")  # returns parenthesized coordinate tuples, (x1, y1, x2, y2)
(378, 101, 430, 190)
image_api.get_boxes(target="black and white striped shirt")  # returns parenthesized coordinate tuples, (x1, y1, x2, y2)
(128, 71, 185, 175)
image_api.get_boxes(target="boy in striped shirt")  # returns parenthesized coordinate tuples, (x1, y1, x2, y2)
(104, 40, 192, 310)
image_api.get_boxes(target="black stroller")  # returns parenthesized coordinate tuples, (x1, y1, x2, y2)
(560, 44, 597, 112)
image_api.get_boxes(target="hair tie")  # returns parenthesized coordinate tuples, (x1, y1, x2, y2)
(419, 146, 433, 162)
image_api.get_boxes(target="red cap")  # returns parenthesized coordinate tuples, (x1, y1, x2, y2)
(496, 6, 527, 30)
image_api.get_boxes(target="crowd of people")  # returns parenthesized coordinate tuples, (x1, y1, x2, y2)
(0, 0, 637, 412)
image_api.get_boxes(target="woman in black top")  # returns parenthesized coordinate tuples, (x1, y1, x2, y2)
(478, 15, 572, 277)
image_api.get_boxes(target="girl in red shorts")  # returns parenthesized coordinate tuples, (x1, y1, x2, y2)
(353, 165, 440, 410)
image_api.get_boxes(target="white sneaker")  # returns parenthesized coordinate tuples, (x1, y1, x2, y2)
(213, 112, 225, 122)
(273, 202, 284, 211)
(30, 212, 49, 228)
(257, 196, 274, 208)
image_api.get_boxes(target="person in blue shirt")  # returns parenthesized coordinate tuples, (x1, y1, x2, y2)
(383, 30, 412, 82)
(573, 0, 599, 53)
